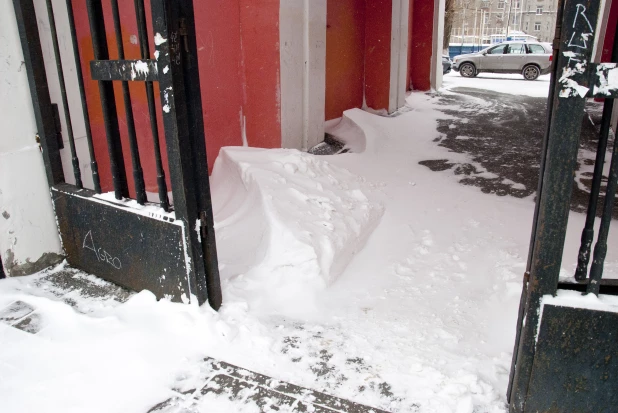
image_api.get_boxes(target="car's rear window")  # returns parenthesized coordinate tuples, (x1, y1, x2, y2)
(527, 44, 547, 54)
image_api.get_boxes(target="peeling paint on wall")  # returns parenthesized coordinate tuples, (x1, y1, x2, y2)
(3, 249, 64, 277)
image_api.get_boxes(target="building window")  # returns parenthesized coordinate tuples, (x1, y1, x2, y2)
(498, 1, 505, 9)
(513, 15, 518, 25)
(525, 22, 529, 31)
(536, 5, 543, 14)
(534, 22, 541, 31)
(514, 0, 521, 9)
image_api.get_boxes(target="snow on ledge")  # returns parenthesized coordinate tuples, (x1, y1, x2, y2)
(93, 191, 178, 224)
(542, 289, 618, 313)
(536, 289, 618, 342)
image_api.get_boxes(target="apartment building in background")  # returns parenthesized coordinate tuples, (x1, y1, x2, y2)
(450, 0, 558, 45)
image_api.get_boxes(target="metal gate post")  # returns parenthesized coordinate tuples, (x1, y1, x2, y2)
(151, 0, 220, 308)
(175, 1, 222, 310)
(12, 0, 64, 186)
(508, 1, 602, 411)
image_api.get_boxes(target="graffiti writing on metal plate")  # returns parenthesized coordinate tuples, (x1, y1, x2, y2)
(170, 31, 181, 65)
(567, 4, 594, 49)
(83, 230, 122, 269)
(559, 3, 595, 98)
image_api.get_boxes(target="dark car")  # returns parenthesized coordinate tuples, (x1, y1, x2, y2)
(442, 55, 452, 74)
(452, 41, 552, 80)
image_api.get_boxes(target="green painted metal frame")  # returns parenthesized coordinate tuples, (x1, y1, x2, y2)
(508, 0, 618, 410)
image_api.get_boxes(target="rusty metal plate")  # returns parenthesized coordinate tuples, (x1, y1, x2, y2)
(525, 304, 618, 413)
(52, 184, 191, 302)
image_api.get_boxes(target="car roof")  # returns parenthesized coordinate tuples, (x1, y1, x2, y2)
(491, 40, 543, 44)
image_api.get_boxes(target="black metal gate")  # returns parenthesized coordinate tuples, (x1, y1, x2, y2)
(13, 0, 221, 309)
(508, 0, 618, 411)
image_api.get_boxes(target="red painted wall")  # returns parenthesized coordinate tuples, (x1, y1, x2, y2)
(325, 0, 366, 121)
(364, 0, 392, 111)
(195, 1, 244, 169)
(601, 0, 618, 62)
(239, 0, 281, 149)
(409, 0, 433, 91)
(71, 0, 280, 195)
(325, 0, 394, 120)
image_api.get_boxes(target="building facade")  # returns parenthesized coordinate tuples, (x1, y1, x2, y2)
(450, 0, 558, 45)
(520, 0, 559, 42)
(1, 0, 446, 277)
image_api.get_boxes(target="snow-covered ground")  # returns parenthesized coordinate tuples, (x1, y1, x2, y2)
(443, 71, 551, 97)
(2, 81, 616, 413)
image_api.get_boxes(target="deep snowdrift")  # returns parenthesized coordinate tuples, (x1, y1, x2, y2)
(210, 147, 383, 311)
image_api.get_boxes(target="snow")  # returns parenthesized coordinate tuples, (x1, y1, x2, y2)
(3, 81, 618, 412)
(93, 191, 177, 223)
(442, 71, 551, 98)
(211, 147, 383, 314)
(0, 285, 220, 413)
(130, 60, 153, 81)
(537, 290, 618, 342)
(542, 289, 618, 315)
(154, 33, 167, 46)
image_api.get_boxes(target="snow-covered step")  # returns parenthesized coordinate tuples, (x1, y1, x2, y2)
(148, 357, 391, 413)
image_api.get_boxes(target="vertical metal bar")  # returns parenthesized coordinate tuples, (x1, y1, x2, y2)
(574, 100, 612, 280)
(65, 0, 101, 193)
(45, 0, 82, 188)
(177, 1, 222, 310)
(151, 0, 209, 306)
(508, 1, 601, 411)
(110, 0, 147, 204)
(525, 0, 565, 276)
(575, 19, 618, 281)
(586, 20, 618, 295)
(86, 0, 129, 199)
(12, 0, 65, 186)
(508, 0, 565, 403)
(134, 0, 170, 211)
(587, 115, 618, 295)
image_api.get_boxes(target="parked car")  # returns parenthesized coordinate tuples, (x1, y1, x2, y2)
(442, 55, 452, 75)
(452, 41, 552, 80)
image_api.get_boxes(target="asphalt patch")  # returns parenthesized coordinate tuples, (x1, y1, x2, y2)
(421, 86, 617, 217)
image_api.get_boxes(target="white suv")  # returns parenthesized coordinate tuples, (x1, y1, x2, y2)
(452, 41, 553, 80)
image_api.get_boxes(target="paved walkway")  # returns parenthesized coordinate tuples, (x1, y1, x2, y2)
(0, 268, 390, 413)
(149, 358, 388, 413)
(420, 87, 615, 217)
